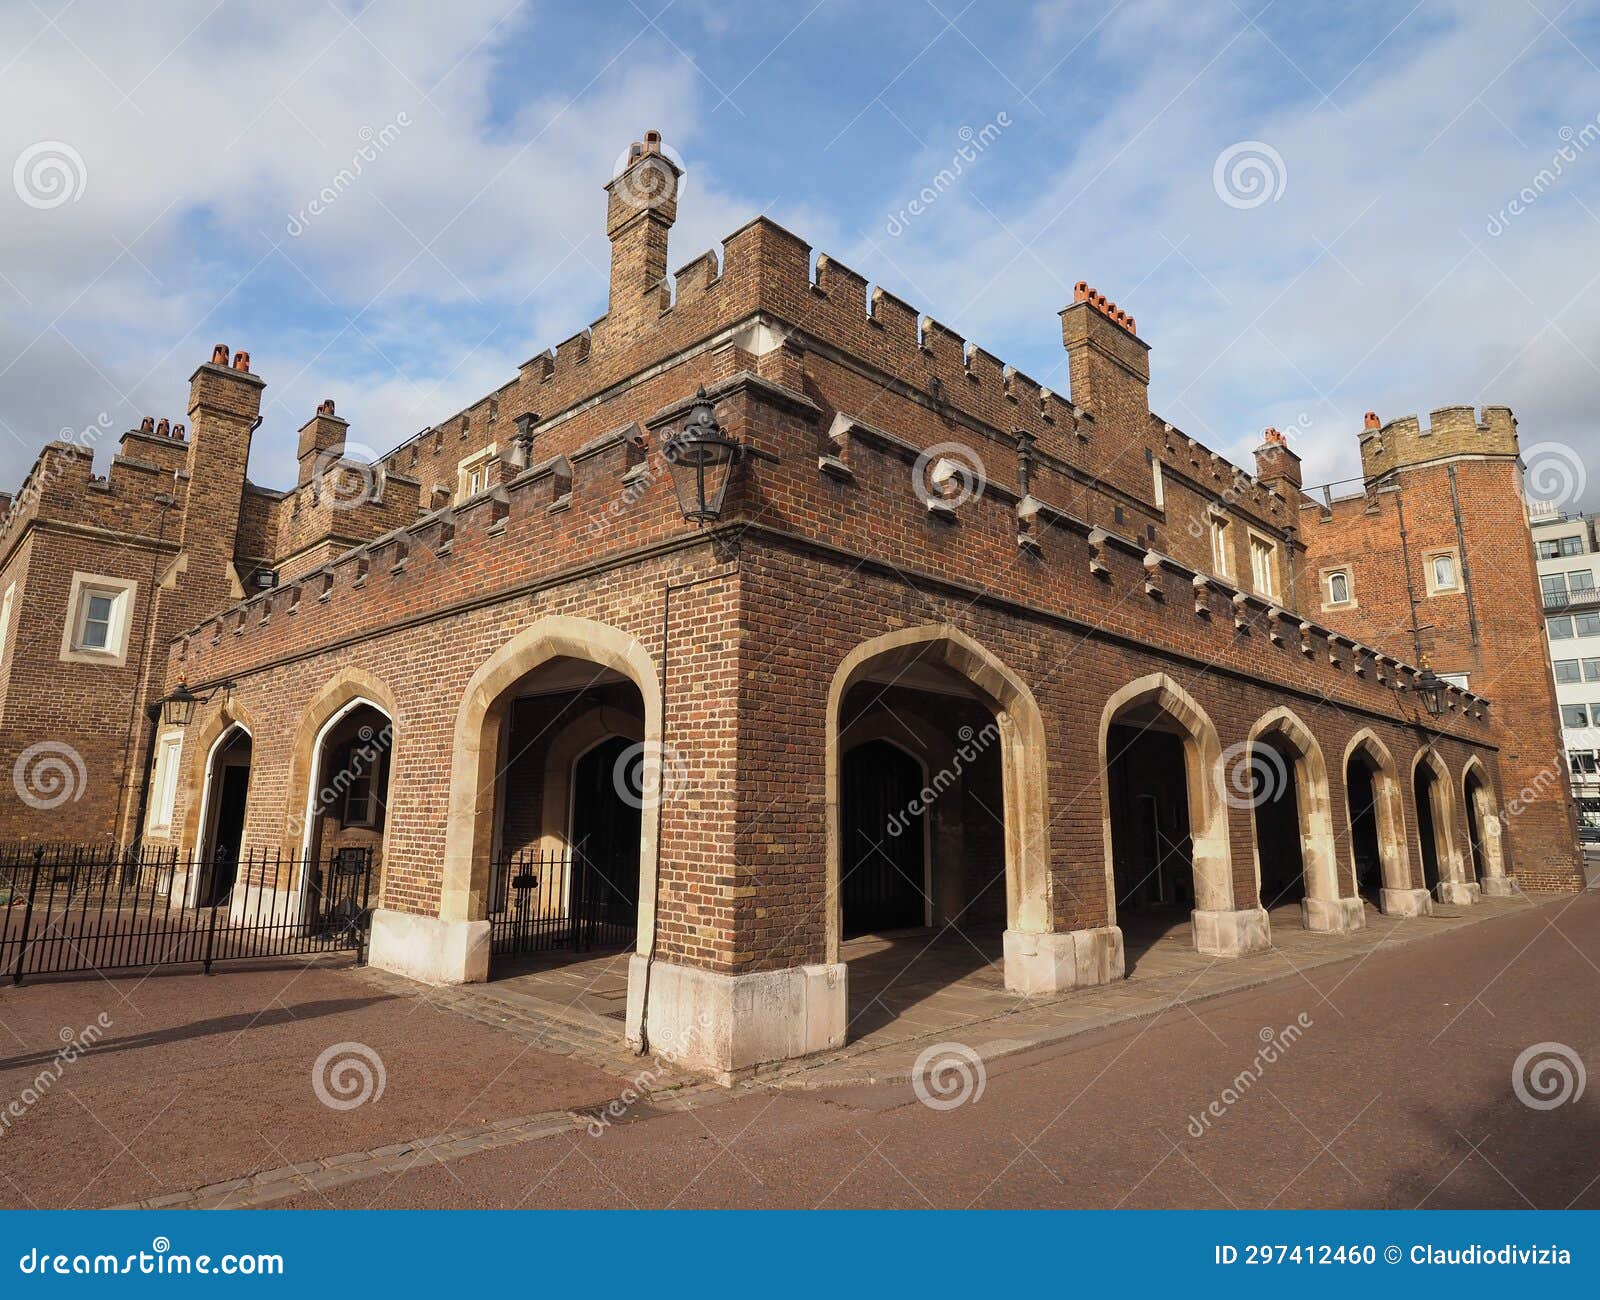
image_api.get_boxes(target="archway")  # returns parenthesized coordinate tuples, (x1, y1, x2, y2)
(1245, 709, 1356, 933)
(1413, 748, 1471, 904)
(1342, 731, 1426, 916)
(1463, 759, 1513, 895)
(440, 618, 660, 991)
(1101, 674, 1267, 963)
(825, 625, 1053, 1025)
(193, 724, 252, 908)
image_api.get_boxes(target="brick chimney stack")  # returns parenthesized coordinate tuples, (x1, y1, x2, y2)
(605, 131, 680, 331)
(181, 343, 263, 604)
(297, 398, 348, 486)
(1060, 280, 1150, 432)
(1253, 426, 1303, 492)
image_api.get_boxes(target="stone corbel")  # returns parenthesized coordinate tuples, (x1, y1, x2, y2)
(1192, 574, 1214, 618)
(1298, 621, 1314, 656)
(1017, 495, 1043, 554)
(1267, 607, 1289, 646)
(819, 412, 856, 482)
(1232, 591, 1251, 632)
(1142, 550, 1165, 599)
(1088, 528, 1112, 580)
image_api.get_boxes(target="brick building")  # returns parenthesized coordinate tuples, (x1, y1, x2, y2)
(0, 133, 1583, 1075)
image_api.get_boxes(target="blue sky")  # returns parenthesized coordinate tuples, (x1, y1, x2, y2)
(3, 0, 1600, 510)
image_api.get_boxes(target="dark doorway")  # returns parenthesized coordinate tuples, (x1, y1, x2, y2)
(1107, 723, 1195, 969)
(1347, 754, 1384, 899)
(1415, 764, 1442, 890)
(570, 734, 643, 941)
(841, 739, 927, 937)
(200, 729, 252, 908)
(1253, 737, 1306, 907)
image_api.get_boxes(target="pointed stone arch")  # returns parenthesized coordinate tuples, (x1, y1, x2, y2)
(1246, 706, 1361, 932)
(823, 624, 1095, 993)
(1412, 745, 1474, 903)
(1341, 729, 1427, 916)
(280, 667, 401, 860)
(1461, 755, 1514, 894)
(1100, 673, 1268, 956)
(175, 698, 258, 857)
(441, 616, 662, 941)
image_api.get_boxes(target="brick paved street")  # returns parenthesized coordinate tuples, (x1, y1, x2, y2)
(3, 887, 1596, 1209)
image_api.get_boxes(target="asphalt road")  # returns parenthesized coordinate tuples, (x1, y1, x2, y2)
(283, 890, 1600, 1210)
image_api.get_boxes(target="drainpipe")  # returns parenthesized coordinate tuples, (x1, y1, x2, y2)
(1447, 465, 1481, 647)
(1394, 485, 1425, 664)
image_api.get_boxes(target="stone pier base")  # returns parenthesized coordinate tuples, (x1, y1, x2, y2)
(1436, 880, 1482, 906)
(1380, 887, 1435, 918)
(1480, 875, 1519, 898)
(1192, 907, 1272, 956)
(1301, 895, 1367, 933)
(367, 909, 490, 985)
(625, 955, 846, 1080)
(1003, 926, 1125, 994)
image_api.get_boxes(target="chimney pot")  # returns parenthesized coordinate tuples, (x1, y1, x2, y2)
(211, 344, 229, 366)
(232, 350, 251, 372)
(1364, 411, 1381, 430)
(140, 417, 154, 433)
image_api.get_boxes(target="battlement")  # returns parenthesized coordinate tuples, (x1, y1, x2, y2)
(1358, 404, 1519, 483)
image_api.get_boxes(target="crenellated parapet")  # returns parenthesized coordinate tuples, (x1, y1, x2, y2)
(1358, 405, 1519, 483)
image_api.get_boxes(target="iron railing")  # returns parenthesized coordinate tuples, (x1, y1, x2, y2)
(1543, 587, 1600, 612)
(0, 844, 373, 983)
(488, 849, 635, 958)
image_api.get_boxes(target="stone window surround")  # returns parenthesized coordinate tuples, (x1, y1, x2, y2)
(58, 571, 138, 668)
(147, 729, 185, 832)
(1246, 526, 1279, 599)
(1423, 545, 1461, 597)
(455, 442, 499, 504)
(1320, 564, 1355, 612)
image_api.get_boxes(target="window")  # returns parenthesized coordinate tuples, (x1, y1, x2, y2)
(1556, 659, 1583, 684)
(147, 733, 183, 832)
(1249, 533, 1277, 597)
(341, 744, 384, 828)
(1323, 569, 1352, 607)
(1571, 751, 1599, 775)
(1151, 458, 1165, 510)
(1579, 613, 1600, 637)
(1563, 705, 1590, 728)
(1425, 548, 1459, 595)
(59, 573, 138, 666)
(1571, 570, 1596, 593)
(1538, 536, 1585, 558)
(1544, 574, 1570, 603)
(455, 445, 499, 504)
(1539, 540, 1560, 559)
(1585, 659, 1600, 682)
(1209, 513, 1232, 578)
(0, 584, 14, 665)
(1550, 616, 1575, 639)
(1439, 671, 1470, 689)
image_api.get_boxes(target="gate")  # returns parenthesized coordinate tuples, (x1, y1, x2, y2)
(488, 849, 636, 958)
(0, 843, 374, 983)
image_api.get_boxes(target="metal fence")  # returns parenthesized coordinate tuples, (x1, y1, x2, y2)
(488, 849, 636, 958)
(0, 844, 373, 983)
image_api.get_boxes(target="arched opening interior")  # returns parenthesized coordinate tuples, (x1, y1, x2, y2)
(305, 702, 393, 874)
(1251, 733, 1307, 910)
(486, 656, 647, 983)
(1414, 759, 1444, 891)
(1346, 750, 1385, 900)
(197, 727, 252, 908)
(835, 661, 1008, 1037)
